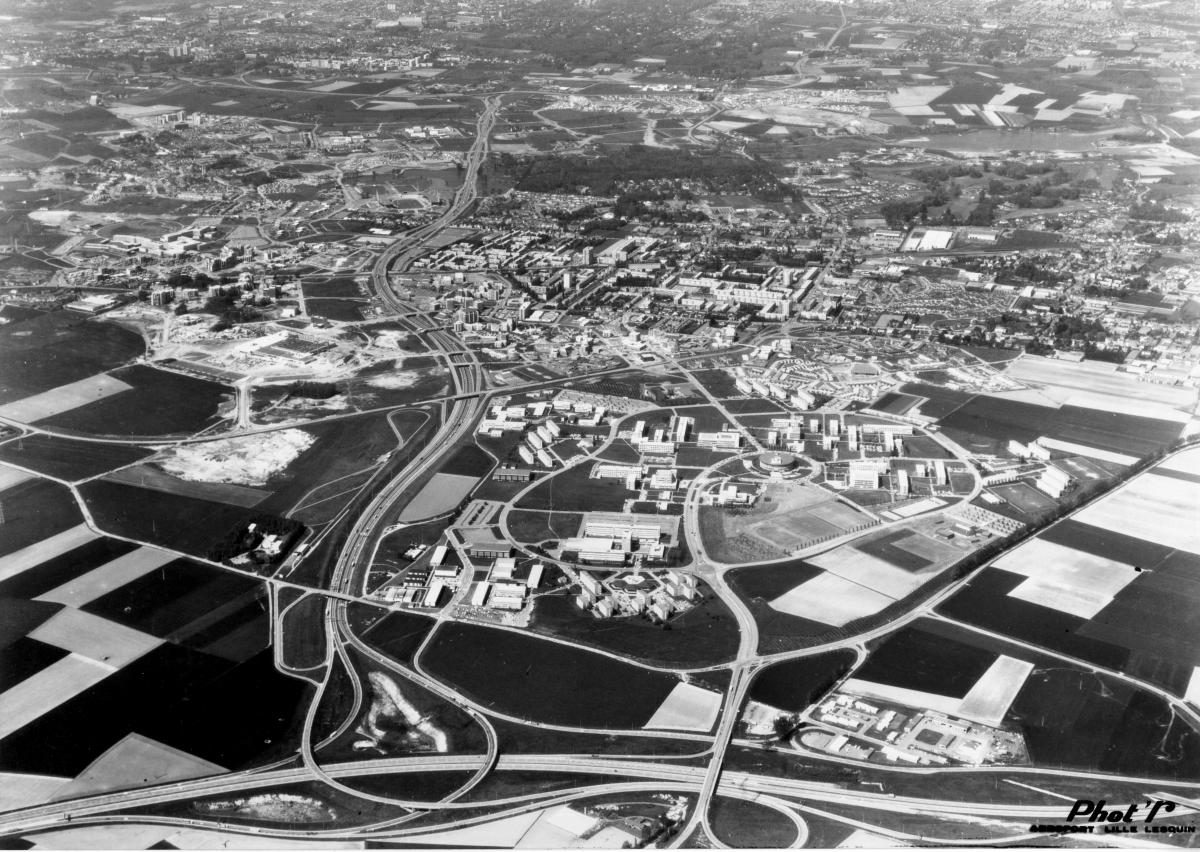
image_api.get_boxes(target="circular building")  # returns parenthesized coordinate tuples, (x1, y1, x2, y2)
(757, 451, 799, 474)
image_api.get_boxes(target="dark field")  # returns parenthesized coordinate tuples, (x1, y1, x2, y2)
(485, 715, 712, 757)
(359, 607, 436, 666)
(691, 368, 740, 397)
(0, 435, 153, 480)
(0, 637, 68, 693)
(0, 478, 83, 557)
(709, 797, 797, 848)
(504, 509, 582, 544)
(0, 309, 144, 404)
(747, 650, 856, 711)
(856, 623, 998, 698)
(871, 391, 923, 416)
(938, 397, 1183, 459)
(301, 275, 362, 298)
(530, 585, 740, 667)
(38, 365, 232, 437)
(0, 644, 309, 777)
(80, 480, 269, 560)
(514, 463, 632, 512)
(279, 593, 328, 671)
(305, 298, 367, 322)
(420, 622, 684, 729)
(723, 398, 785, 414)
(0, 598, 64, 647)
(439, 443, 494, 478)
(853, 530, 934, 571)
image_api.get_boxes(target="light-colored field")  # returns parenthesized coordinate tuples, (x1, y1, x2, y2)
(996, 538, 1137, 619)
(769, 572, 893, 626)
(53, 733, 225, 801)
(839, 679, 960, 717)
(0, 773, 69, 812)
(366, 101, 419, 110)
(0, 654, 112, 740)
(29, 608, 161, 668)
(398, 473, 479, 521)
(25, 825, 362, 850)
(1074, 472, 1200, 555)
(0, 373, 132, 423)
(809, 537, 952, 600)
(954, 656, 1034, 727)
(1002, 355, 1197, 411)
(0, 524, 98, 583)
(1035, 437, 1138, 467)
(0, 463, 33, 493)
(838, 828, 910, 848)
(309, 80, 356, 92)
(403, 811, 542, 848)
(1186, 668, 1200, 705)
(1160, 446, 1200, 477)
(37, 546, 177, 608)
(211, 99, 238, 107)
(892, 497, 944, 518)
(644, 682, 722, 731)
(808, 500, 869, 530)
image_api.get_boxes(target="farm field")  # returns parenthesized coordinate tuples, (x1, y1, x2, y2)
(0, 435, 152, 480)
(747, 650, 856, 711)
(0, 478, 85, 558)
(936, 396, 1184, 460)
(357, 607, 435, 666)
(644, 682, 722, 731)
(35, 365, 232, 437)
(0, 372, 131, 423)
(726, 561, 847, 653)
(79, 480, 271, 560)
(0, 309, 144, 404)
(0, 517, 305, 781)
(941, 449, 1200, 697)
(855, 619, 1200, 779)
(529, 585, 740, 667)
(419, 622, 688, 729)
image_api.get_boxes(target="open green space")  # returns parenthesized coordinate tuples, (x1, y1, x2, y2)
(279, 594, 328, 671)
(420, 622, 686, 729)
(708, 797, 797, 848)
(513, 463, 632, 512)
(504, 509, 582, 544)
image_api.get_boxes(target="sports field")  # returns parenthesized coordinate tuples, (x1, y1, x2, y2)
(769, 572, 893, 627)
(36, 546, 177, 608)
(987, 481, 1057, 515)
(643, 682, 722, 731)
(0, 372, 131, 423)
(398, 472, 479, 521)
(993, 538, 1137, 619)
